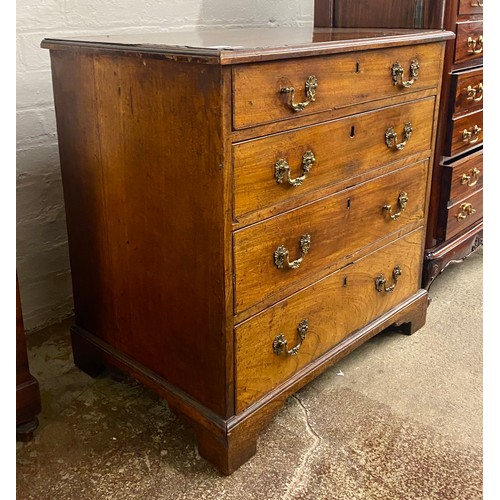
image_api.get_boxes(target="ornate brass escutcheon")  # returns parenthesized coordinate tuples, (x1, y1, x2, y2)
(456, 202, 476, 221)
(392, 60, 419, 88)
(465, 82, 483, 102)
(383, 191, 409, 220)
(280, 75, 318, 112)
(467, 35, 483, 54)
(275, 150, 316, 186)
(385, 123, 413, 150)
(462, 125, 482, 144)
(461, 168, 481, 187)
(274, 234, 311, 270)
(273, 319, 309, 356)
(375, 266, 402, 293)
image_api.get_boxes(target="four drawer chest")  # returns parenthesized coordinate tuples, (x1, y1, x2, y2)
(423, 0, 483, 287)
(42, 27, 453, 474)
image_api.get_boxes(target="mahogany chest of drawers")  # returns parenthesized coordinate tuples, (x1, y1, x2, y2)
(423, 0, 483, 287)
(42, 27, 452, 474)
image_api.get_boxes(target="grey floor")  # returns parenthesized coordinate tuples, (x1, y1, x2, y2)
(16, 250, 483, 500)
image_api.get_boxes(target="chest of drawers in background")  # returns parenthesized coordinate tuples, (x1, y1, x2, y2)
(423, 0, 483, 287)
(42, 27, 452, 474)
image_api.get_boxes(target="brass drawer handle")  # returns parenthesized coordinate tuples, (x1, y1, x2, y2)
(275, 150, 316, 186)
(461, 168, 481, 187)
(392, 60, 419, 88)
(465, 83, 483, 102)
(467, 35, 483, 55)
(383, 191, 409, 220)
(470, 0, 483, 5)
(462, 125, 482, 144)
(375, 266, 402, 293)
(280, 75, 318, 113)
(273, 319, 309, 356)
(456, 202, 476, 221)
(385, 123, 413, 150)
(274, 234, 311, 270)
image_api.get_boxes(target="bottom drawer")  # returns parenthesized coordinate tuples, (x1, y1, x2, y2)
(445, 189, 483, 241)
(235, 227, 424, 412)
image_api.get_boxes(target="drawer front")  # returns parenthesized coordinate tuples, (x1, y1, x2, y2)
(451, 67, 483, 117)
(232, 43, 443, 129)
(446, 109, 482, 157)
(445, 189, 483, 240)
(443, 148, 483, 206)
(458, 0, 483, 16)
(454, 21, 483, 66)
(234, 160, 428, 314)
(235, 227, 424, 412)
(234, 97, 435, 220)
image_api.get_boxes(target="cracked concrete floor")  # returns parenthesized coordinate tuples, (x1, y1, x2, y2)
(16, 250, 483, 499)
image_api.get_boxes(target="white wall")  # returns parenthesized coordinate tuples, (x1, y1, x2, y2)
(16, 1, 314, 331)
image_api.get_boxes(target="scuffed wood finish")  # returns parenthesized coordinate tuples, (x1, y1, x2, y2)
(16, 275, 41, 440)
(446, 109, 483, 157)
(236, 228, 424, 411)
(444, 188, 483, 241)
(441, 148, 483, 207)
(454, 21, 483, 65)
(234, 160, 429, 315)
(43, 28, 448, 474)
(450, 67, 483, 117)
(234, 97, 435, 222)
(232, 43, 443, 129)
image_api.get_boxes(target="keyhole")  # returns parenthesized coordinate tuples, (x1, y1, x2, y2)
(350, 126, 355, 138)
(343, 276, 348, 287)
(347, 198, 351, 209)
(355, 62, 360, 73)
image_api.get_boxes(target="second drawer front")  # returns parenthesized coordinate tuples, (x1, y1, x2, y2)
(445, 189, 483, 241)
(446, 109, 483, 157)
(454, 21, 483, 66)
(232, 43, 443, 129)
(235, 227, 424, 412)
(450, 67, 483, 117)
(234, 97, 435, 221)
(234, 160, 428, 314)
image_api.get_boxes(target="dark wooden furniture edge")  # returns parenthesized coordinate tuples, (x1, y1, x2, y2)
(422, 220, 483, 290)
(71, 289, 427, 474)
(16, 379, 41, 441)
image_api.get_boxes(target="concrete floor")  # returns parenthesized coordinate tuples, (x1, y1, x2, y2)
(16, 250, 483, 500)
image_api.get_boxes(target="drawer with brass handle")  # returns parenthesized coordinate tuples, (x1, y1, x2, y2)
(233, 97, 435, 223)
(235, 227, 424, 412)
(233, 160, 428, 315)
(441, 148, 483, 207)
(450, 67, 483, 117)
(454, 21, 483, 65)
(232, 43, 443, 129)
(445, 109, 483, 156)
(444, 188, 483, 240)
(458, 0, 483, 16)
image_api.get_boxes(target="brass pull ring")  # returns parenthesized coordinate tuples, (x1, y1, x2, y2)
(384, 192, 409, 220)
(273, 319, 309, 356)
(461, 168, 481, 187)
(462, 125, 482, 144)
(467, 36, 483, 54)
(385, 123, 413, 150)
(456, 203, 476, 221)
(280, 75, 318, 113)
(275, 150, 316, 187)
(392, 60, 419, 88)
(375, 266, 402, 293)
(465, 83, 483, 102)
(274, 234, 311, 270)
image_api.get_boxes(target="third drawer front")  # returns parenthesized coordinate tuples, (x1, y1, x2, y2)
(235, 227, 424, 412)
(445, 189, 483, 241)
(233, 159, 428, 315)
(445, 109, 482, 157)
(234, 97, 435, 221)
(450, 67, 483, 117)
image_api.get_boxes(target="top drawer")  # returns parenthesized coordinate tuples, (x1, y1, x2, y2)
(232, 42, 444, 130)
(458, 0, 483, 16)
